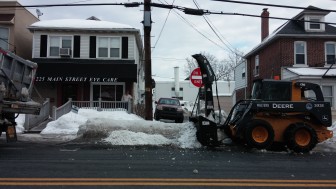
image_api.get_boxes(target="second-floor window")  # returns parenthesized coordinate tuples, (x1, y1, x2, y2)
(325, 42, 336, 65)
(97, 37, 121, 58)
(294, 41, 306, 65)
(49, 36, 72, 57)
(0, 27, 9, 50)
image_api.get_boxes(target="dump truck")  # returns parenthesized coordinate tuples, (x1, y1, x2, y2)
(0, 47, 41, 142)
(190, 54, 333, 153)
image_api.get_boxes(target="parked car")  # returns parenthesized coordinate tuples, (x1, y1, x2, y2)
(154, 98, 184, 123)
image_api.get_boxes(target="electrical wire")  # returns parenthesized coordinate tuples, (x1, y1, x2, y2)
(212, 0, 336, 13)
(193, 0, 237, 55)
(152, 0, 175, 54)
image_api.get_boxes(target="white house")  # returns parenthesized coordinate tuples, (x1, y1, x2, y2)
(153, 68, 235, 114)
(282, 67, 336, 119)
(28, 17, 144, 107)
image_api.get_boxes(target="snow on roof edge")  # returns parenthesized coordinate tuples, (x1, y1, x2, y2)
(29, 19, 136, 30)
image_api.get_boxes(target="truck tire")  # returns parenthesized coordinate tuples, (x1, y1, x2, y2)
(244, 119, 274, 149)
(3, 113, 16, 124)
(154, 113, 160, 121)
(285, 123, 317, 153)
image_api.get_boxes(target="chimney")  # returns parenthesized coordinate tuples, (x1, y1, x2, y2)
(261, 8, 269, 41)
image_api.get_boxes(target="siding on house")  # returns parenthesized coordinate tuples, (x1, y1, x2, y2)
(32, 32, 137, 60)
(234, 61, 247, 90)
(0, 1, 38, 60)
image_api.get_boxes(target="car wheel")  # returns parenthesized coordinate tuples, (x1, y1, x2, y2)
(154, 113, 160, 121)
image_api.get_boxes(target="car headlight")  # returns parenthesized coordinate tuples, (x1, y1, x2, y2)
(177, 107, 183, 112)
(156, 105, 163, 110)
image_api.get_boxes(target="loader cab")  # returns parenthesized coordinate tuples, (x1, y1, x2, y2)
(250, 79, 324, 102)
(250, 79, 291, 101)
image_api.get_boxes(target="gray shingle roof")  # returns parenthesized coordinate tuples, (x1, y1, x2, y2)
(244, 6, 336, 58)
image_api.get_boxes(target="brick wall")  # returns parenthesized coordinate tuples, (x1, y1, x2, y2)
(235, 88, 246, 102)
(245, 37, 336, 94)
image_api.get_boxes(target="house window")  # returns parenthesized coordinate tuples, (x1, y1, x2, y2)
(325, 42, 336, 65)
(309, 18, 321, 29)
(49, 36, 72, 57)
(97, 37, 121, 58)
(254, 55, 259, 76)
(322, 86, 333, 107)
(306, 16, 324, 31)
(171, 87, 183, 100)
(294, 41, 306, 65)
(0, 27, 9, 50)
(242, 67, 246, 78)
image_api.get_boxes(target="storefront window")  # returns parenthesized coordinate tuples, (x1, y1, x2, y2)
(92, 84, 124, 101)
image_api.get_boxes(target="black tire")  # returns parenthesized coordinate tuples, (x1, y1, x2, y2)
(244, 119, 274, 149)
(3, 113, 16, 124)
(175, 118, 183, 123)
(285, 123, 317, 153)
(154, 113, 160, 121)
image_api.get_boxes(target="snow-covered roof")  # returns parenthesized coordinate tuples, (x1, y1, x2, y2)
(286, 67, 336, 77)
(29, 19, 135, 31)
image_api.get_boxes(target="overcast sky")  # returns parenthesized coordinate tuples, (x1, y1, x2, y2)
(17, 0, 336, 79)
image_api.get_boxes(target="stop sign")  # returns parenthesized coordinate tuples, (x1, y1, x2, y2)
(190, 67, 203, 88)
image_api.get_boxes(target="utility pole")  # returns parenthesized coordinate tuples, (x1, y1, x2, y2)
(143, 0, 153, 120)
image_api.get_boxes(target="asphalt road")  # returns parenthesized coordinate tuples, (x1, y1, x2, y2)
(0, 136, 336, 189)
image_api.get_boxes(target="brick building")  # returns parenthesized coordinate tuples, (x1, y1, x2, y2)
(236, 6, 336, 113)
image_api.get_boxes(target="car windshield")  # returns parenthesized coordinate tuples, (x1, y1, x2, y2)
(159, 99, 180, 105)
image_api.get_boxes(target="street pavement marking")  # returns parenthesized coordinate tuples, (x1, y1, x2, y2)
(0, 178, 336, 187)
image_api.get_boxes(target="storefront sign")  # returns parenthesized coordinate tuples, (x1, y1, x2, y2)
(35, 76, 118, 82)
(35, 62, 137, 82)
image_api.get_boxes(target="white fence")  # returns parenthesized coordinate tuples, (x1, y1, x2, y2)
(51, 98, 133, 120)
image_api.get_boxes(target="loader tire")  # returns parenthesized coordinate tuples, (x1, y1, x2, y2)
(244, 119, 274, 149)
(285, 123, 317, 153)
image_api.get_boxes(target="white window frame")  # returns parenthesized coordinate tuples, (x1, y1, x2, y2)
(0, 27, 9, 50)
(90, 82, 125, 101)
(254, 55, 259, 76)
(48, 35, 73, 57)
(242, 67, 246, 79)
(322, 85, 333, 108)
(97, 36, 121, 59)
(305, 16, 325, 32)
(325, 42, 336, 65)
(294, 41, 307, 66)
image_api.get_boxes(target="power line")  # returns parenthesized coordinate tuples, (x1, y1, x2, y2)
(193, 0, 237, 54)
(212, 0, 336, 13)
(152, 0, 175, 54)
(5, 2, 336, 25)
(155, 0, 229, 52)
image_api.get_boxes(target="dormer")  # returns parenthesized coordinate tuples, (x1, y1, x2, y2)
(294, 6, 330, 32)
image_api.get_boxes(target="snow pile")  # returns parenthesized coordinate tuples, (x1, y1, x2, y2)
(14, 109, 336, 151)
(41, 112, 87, 135)
(39, 109, 202, 149)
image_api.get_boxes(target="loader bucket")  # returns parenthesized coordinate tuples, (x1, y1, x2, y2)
(193, 116, 219, 146)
